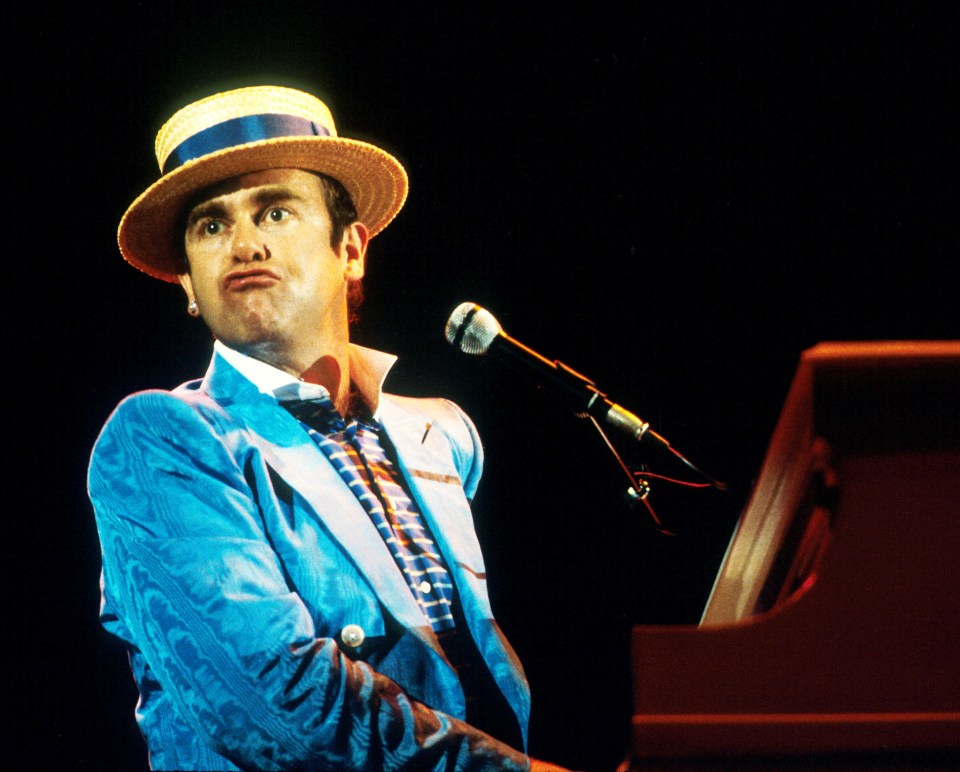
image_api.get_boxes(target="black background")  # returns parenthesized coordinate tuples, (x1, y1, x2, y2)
(6, 3, 958, 771)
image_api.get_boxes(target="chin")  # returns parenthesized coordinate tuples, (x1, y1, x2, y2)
(217, 317, 286, 352)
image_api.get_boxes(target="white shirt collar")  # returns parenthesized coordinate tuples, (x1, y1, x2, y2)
(213, 339, 398, 418)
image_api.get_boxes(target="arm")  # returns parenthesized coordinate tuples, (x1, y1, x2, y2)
(89, 390, 529, 771)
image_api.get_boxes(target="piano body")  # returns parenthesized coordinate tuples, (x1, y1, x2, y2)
(628, 341, 960, 768)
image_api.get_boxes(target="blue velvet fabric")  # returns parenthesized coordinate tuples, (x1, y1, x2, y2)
(88, 353, 531, 771)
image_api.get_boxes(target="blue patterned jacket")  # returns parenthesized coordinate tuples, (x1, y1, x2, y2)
(88, 352, 531, 771)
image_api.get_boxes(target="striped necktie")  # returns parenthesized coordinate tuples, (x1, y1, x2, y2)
(281, 395, 457, 632)
(282, 393, 520, 746)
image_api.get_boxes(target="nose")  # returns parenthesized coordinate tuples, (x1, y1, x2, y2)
(232, 219, 269, 263)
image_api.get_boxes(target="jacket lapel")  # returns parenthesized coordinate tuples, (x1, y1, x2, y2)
(199, 354, 430, 634)
(380, 395, 531, 741)
(378, 396, 490, 615)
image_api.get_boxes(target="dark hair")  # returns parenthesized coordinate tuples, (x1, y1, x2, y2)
(178, 171, 365, 320)
(314, 174, 364, 322)
(314, 173, 358, 248)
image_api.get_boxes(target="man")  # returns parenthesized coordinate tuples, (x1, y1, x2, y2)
(89, 85, 568, 771)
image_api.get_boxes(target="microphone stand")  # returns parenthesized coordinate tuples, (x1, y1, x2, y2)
(544, 359, 727, 535)
(585, 413, 675, 535)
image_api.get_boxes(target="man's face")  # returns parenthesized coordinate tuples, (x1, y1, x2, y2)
(179, 168, 367, 360)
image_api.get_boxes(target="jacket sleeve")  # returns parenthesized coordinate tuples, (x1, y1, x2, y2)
(88, 390, 529, 772)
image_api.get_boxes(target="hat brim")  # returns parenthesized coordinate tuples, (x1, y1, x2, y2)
(118, 135, 408, 283)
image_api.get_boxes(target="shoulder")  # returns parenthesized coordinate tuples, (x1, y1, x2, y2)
(381, 393, 480, 446)
(380, 393, 485, 497)
(101, 382, 227, 432)
(89, 383, 239, 468)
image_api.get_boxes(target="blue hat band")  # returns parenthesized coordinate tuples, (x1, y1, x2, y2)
(163, 113, 331, 174)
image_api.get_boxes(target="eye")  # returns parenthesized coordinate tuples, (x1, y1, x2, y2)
(203, 220, 224, 236)
(262, 207, 290, 225)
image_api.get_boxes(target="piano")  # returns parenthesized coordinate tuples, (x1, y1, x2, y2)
(627, 341, 960, 769)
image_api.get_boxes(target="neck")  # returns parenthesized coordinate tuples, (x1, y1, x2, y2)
(300, 352, 351, 414)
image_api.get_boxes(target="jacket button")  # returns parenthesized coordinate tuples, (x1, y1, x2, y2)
(341, 624, 365, 648)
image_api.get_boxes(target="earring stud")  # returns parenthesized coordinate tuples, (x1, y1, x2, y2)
(188, 300, 199, 316)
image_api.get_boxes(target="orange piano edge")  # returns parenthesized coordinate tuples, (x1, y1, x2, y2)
(630, 711, 960, 758)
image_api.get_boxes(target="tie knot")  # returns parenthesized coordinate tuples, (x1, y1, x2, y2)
(281, 396, 347, 435)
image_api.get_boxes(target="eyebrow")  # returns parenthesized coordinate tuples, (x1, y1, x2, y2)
(185, 185, 305, 228)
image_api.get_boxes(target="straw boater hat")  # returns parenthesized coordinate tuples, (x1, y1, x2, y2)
(117, 85, 409, 283)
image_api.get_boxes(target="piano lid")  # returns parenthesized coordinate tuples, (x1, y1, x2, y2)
(629, 341, 960, 764)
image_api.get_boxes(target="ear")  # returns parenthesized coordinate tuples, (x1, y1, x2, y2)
(178, 272, 196, 303)
(340, 222, 369, 281)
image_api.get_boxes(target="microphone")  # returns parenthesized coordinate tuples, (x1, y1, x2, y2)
(444, 302, 670, 449)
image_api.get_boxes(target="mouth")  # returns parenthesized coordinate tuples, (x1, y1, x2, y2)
(223, 268, 280, 291)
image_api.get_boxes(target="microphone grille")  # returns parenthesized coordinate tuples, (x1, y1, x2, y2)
(445, 302, 502, 355)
